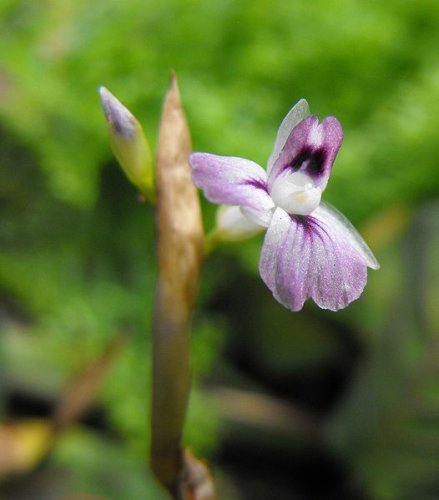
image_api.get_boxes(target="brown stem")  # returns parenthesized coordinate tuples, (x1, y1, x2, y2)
(150, 73, 204, 495)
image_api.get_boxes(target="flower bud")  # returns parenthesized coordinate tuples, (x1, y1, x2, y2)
(99, 86, 154, 201)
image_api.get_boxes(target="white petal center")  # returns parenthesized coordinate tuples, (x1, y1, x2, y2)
(270, 171, 322, 216)
(217, 205, 263, 238)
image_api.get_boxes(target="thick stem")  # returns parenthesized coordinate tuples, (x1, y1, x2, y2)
(151, 301, 191, 493)
(150, 74, 204, 495)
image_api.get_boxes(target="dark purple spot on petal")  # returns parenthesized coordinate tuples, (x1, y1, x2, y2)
(289, 147, 327, 177)
(290, 148, 313, 170)
(305, 149, 326, 176)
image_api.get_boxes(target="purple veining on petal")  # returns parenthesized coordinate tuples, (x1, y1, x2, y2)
(290, 213, 327, 240)
(190, 153, 274, 211)
(259, 207, 371, 312)
(241, 178, 269, 193)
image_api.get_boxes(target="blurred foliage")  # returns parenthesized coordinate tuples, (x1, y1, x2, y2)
(1, 0, 439, 217)
(0, 0, 439, 498)
(329, 202, 439, 500)
(52, 429, 169, 499)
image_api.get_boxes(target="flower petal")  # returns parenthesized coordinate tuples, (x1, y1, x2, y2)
(267, 99, 310, 172)
(216, 205, 264, 240)
(268, 115, 343, 192)
(315, 202, 380, 270)
(190, 153, 274, 211)
(259, 206, 377, 312)
(240, 206, 274, 228)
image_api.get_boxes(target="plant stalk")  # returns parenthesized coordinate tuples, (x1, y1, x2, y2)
(150, 73, 204, 496)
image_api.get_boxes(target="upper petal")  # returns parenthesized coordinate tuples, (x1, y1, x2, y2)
(267, 99, 310, 172)
(268, 115, 343, 192)
(190, 153, 274, 212)
(259, 205, 378, 312)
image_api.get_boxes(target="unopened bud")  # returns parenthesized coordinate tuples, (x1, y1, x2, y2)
(99, 86, 154, 201)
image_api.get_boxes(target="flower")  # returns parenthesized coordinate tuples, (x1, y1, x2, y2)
(190, 99, 379, 312)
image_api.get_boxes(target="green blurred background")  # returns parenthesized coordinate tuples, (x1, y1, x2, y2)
(1, 0, 439, 498)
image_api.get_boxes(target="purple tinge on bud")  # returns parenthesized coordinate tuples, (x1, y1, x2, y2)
(99, 86, 154, 200)
(99, 86, 137, 138)
(189, 99, 379, 312)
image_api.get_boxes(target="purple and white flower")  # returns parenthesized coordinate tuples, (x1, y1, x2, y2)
(190, 99, 379, 312)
